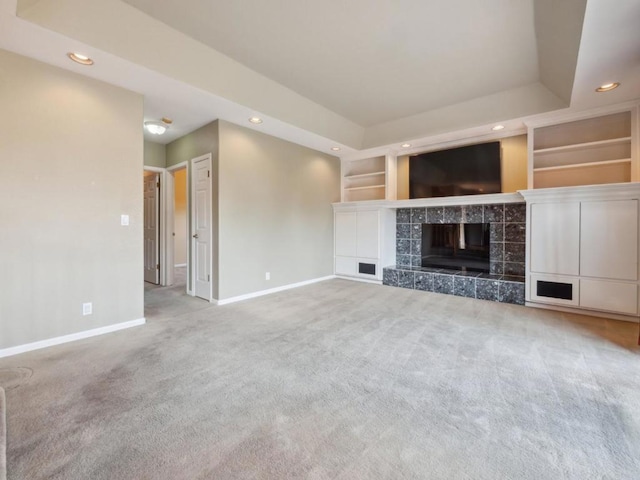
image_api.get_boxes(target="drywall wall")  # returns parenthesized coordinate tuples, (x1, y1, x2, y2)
(501, 135, 528, 193)
(396, 135, 528, 198)
(217, 120, 340, 300)
(165, 121, 219, 296)
(144, 141, 166, 168)
(174, 168, 187, 266)
(0, 49, 144, 351)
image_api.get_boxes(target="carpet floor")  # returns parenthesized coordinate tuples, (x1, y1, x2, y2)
(0, 279, 639, 479)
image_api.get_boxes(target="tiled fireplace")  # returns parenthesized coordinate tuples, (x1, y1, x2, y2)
(383, 202, 526, 305)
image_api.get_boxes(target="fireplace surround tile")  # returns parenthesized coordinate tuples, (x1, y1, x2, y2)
(504, 262, 525, 276)
(410, 255, 422, 267)
(505, 203, 526, 223)
(397, 208, 411, 224)
(433, 274, 454, 294)
(415, 272, 434, 291)
(411, 208, 426, 224)
(398, 271, 415, 289)
(396, 223, 411, 239)
(454, 276, 476, 298)
(397, 239, 411, 255)
(397, 255, 411, 267)
(410, 239, 421, 256)
(462, 205, 483, 223)
(410, 224, 422, 240)
(476, 278, 500, 301)
(505, 223, 526, 243)
(443, 206, 462, 223)
(504, 243, 525, 263)
(498, 281, 526, 305)
(490, 223, 504, 242)
(484, 204, 504, 222)
(427, 206, 445, 223)
(383, 268, 399, 287)
(490, 243, 504, 263)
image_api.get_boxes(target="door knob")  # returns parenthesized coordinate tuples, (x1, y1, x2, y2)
(192, 233, 199, 239)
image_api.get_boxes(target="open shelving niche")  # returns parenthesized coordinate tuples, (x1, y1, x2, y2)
(529, 109, 637, 189)
(342, 155, 394, 202)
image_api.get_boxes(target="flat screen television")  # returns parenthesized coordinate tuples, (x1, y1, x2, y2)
(409, 142, 501, 199)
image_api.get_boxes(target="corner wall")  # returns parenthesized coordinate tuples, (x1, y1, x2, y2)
(217, 121, 340, 300)
(0, 49, 144, 351)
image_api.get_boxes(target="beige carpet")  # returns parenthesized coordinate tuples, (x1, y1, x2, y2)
(1, 279, 639, 479)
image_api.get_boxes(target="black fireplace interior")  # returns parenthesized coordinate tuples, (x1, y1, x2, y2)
(421, 223, 490, 272)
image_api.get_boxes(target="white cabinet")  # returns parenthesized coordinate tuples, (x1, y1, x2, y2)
(530, 202, 580, 276)
(522, 184, 640, 320)
(580, 200, 638, 281)
(333, 206, 395, 282)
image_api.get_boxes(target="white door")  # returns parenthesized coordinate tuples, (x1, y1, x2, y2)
(143, 172, 160, 284)
(191, 154, 212, 300)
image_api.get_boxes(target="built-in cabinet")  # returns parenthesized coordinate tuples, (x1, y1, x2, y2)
(522, 184, 640, 320)
(333, 206, 395, 282)
(341, 155, 397, 202)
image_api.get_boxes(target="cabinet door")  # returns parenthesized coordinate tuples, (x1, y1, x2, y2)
(335, 212, 357, 257)
(579, 279, 638, 315)
(580, 200, 638, 281)
(335, 256, 357, 276)
(356, 210, 379, 259)
(530, 202, 580, 275)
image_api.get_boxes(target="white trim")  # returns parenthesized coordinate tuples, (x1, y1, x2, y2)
(167, 161, 188, 172)
(216, 276, 335, 305)
(333, 192, 524, 209)
(519, 182, 640, 203)
(335, 275, 382, 285)
(174, 263, 187, 267)
(0, 318, 146, 359)
(525, 302, 639, 323)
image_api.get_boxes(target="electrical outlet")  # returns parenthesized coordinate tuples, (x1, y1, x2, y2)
(83, 302, 92, 316)
(265, 272, 270, 280)
(121, 214, 129, 226)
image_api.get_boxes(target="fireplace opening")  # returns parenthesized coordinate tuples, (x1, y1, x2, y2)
(421, 223, 490, 272)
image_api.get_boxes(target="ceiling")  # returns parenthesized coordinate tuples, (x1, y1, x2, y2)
(2, 0, 639, 156)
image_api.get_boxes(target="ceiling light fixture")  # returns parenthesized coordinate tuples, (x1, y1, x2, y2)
(67, 52, 94, 65)
(331, 147, 341, 151)
(401, 143, 411, 148)
(144, 120, 171, 135)
(249, 117, 263, 124)
(492, 125, 505, 131)
(595, 82, 620, 92)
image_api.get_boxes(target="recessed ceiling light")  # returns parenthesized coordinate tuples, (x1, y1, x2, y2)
(249, 117, 263, 124)
(401, 143, 411, 148)
(331, 147, 341, 151)
(144, 120, 169, 135)
(492, 125, 505, 131)
(595, 82, 620, 92)
(67, 52, 94, 65)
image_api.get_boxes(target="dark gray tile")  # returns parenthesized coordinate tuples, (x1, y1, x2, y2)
(411, 208, 426, 224)
(396, 223, 411, 239)
(397, 239, 411, 255)
(505, 223, 526, 243)
(505, 243, 525, 263)
(454, 276, 476, 298)
(398, 270, 415, 289)
(490, 262, 504, 275)
(476, 278, 499, 301)
(410, 223, 422, 240)
(455, 271, 482, 278)
(490, 243, 504, 263)
(462, 205, 483, 223)
(505, 203, 526, 223)
(477, 272, 503, 280)
(427, 206, 444, 223)
(484, 204, 504, 223)
(397, 255, 411, 267)
(433, 274, 454, 294)
(498, 282, 526, 305)
(410, 239, 421, 256)
(443, 206, 462, 223)
(397, 208, 411, 223)
(411, 255, 422, 267)
(490, 223, 504, 242)
(415, 272, 433, 291)
(383, 268, 398, 286)
(503, 262, 525, 277)
(502, 274, 525, 283)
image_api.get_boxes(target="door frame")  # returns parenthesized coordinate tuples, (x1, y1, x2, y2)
(166, 161, 190, 293)
(190, 153, 213, 302)
(143, 166, 166, 285)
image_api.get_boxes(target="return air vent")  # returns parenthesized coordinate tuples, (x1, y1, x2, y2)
(536, 280, 573, 300)
(358, 263, 376, 275)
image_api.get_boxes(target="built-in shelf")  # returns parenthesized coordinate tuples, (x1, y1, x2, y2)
(533, 158, 631, 173)
(533, 137, 632, 155)
(344, 171, 386, 179)
(529, 109, 635, 189)
(344, 184, 386, 191)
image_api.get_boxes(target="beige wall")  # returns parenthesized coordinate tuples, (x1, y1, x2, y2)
(217, 121, 340, 300)
(166, 121, 220, 295)
(144, 141, 166, 168)
(0, 49, 144, 350)
(396, 135, 528, 197)
(173, 168, 187, 265)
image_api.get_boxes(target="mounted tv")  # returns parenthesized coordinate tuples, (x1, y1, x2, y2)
(409, 142, 502, 199)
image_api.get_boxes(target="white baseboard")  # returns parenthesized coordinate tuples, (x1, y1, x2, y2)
(335, 275, 382, 285)
(174, 263, 187, 267)
(0, 318, 146, 359)
(525, 301, 640, 323)
(216, 275, 336, 305)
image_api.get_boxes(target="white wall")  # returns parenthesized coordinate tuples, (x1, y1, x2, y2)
(0, 49, 144, 351)
(217, 121, 340, 300)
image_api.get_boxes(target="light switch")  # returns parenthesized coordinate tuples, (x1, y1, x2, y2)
(121, 214, 130, 226)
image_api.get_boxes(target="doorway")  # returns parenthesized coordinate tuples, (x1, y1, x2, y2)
(143, 169, 160, 284)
